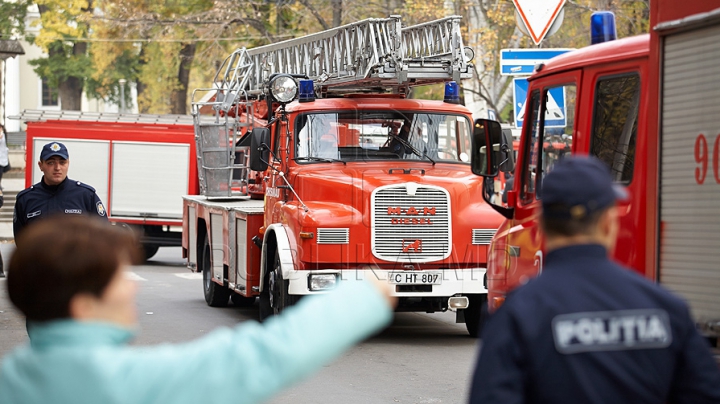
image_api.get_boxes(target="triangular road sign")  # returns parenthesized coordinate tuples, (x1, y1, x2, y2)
(513, 0, 566, 45)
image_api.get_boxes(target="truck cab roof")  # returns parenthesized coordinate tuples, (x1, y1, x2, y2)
(284, 97, 473, 115)
(531, 34, 649, 81)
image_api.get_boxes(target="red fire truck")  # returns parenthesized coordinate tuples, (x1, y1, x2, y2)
(182, 16, 506, 336)
(13, 110, 198, 260)
(475, 1, 720, 348)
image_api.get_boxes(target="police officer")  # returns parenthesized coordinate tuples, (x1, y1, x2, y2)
(13, 142, 107, 243)
(469, 156, 720, 404)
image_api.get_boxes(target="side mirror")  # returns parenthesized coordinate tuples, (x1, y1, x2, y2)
(249, 128, 271, 172)
(471, 119, 505, 177)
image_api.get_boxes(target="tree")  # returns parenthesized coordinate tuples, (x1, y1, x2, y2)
(91, 0, 278, 114)
(29, 0, 94, 111)
(0, 1, 30, 38)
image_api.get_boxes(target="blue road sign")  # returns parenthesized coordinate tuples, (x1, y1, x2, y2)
(501, 48, 572, 75)
(513, 78, 566, 129)
(513, 78, 528, 128)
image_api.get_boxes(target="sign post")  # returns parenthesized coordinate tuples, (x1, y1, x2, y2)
(513, 0, 566, 45)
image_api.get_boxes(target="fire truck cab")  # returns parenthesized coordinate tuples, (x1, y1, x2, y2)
(479, 33, 650, 312)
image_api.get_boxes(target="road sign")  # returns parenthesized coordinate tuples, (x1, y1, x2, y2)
(513, 78, 566, 129)
(513, 0, 566, 45)
(513, 78, 528, 128)
(500, 48, 571, 76)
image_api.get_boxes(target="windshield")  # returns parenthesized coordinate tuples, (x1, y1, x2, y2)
(294, 111, 472, 163)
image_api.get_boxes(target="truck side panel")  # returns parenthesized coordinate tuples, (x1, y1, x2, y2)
(110, 142, 190, 220)
(657, 16, 720, 337)
(26, 120, 198, 226)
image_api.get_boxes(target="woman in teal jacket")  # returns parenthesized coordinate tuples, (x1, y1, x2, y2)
(0, 216, 395, 404)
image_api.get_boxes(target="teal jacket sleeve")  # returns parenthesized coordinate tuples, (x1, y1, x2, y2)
(107, 280, 392, 404)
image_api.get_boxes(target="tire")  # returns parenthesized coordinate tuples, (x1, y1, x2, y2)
(142, 244, 160, 261)
(464, 294, 489, 338)
(259, 248, 298, 321)
(231, 293, 256, 307)
(201, 234, 230, 307)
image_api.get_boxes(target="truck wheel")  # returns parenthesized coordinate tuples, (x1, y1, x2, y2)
(142, 244, 160, 261)
(269, 249, 299, 315)
(464, 294, 489, 338)
(259, 249, 297, 321)
(201, 234, 229, 307)
(258, 276, 272, 321)
(231, 294, 256, 307)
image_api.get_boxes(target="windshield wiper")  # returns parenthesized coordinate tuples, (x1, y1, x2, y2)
(295, 157, 347, 165)
(388, 134, 436, 164)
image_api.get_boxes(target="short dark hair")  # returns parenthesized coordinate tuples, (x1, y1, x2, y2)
(7, 216, 142, 322)
(540, 205, 609, 238)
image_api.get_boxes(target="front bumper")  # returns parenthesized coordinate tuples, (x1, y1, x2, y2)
(286, 268, 487, 297)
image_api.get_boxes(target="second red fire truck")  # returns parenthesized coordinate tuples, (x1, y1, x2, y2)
(476, 1, 720, 352)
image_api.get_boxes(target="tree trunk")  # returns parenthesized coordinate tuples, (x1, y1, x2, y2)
(170, 43, 196, 115)
(37, 4, 87, 111)
(52, 41, 86, 111)
(136, 45, 148, 113)
(58, 77, 83, 110)
(332, 0, 342, 27)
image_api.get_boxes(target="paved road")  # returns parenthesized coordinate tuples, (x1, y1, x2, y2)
(0, 245, 480, 404)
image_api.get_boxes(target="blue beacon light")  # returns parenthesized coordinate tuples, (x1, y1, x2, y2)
(444, 81, 460, 104)
(298, 79, 315, 102)
(590, 11, 617, 45)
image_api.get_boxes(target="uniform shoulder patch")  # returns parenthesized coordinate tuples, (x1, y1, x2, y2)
(96, 201, 106, 216)
(76, 181, 97, 193)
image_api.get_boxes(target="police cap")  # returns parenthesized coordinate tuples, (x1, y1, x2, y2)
(40, 142, 69, 161)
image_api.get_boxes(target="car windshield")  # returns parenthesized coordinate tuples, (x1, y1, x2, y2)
(294, 111, 472, 163)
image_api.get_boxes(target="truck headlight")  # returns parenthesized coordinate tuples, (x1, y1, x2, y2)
(309, 274, 338, 291)
(270, 75, 298, 103)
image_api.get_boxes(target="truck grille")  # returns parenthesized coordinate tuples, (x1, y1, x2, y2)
(371, 183, 450, 262)
(317, 228, 349, 244)
(472, 229, 496, 245)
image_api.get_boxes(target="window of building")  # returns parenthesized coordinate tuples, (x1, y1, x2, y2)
(589, 73, 640, 183)
(41, 78, 59, 107)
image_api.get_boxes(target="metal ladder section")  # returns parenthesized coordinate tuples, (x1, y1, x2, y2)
(10, 109, 196, 125)
(190, 93, 254, 200)
(191, 15, 473, 199)
(234, 15, 472, 99)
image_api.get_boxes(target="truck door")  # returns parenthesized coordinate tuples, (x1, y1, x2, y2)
(503, 76, 578, 292)
(583, 67, 644, 274)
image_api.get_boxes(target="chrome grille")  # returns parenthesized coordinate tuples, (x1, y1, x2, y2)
(372, 183, 450, 262)
(317, 228, 349, 244)
(472, 229, 496, 245)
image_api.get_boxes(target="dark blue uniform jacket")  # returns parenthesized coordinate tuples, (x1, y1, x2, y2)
(470, 244, 720, 404)
(13, 177, 107, 240)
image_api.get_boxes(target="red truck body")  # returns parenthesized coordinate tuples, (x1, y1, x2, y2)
(484, 1, 720, 343)
(20, 111, 199, 259)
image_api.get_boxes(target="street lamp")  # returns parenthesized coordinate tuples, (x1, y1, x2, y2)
(119, 79, 127, 113)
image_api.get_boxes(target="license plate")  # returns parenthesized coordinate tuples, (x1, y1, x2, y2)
(388, 272, 442, 285)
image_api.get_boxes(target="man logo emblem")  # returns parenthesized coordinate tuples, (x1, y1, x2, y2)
(97, 202, 106, 217)
(51, 143, 61, 151)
